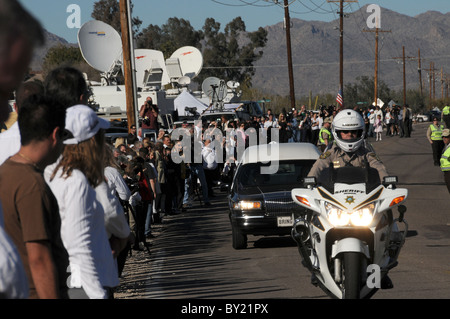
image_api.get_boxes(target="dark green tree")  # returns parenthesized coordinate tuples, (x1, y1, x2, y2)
(344, 76, 392, 108)
(42, 44, 99, 80)
(42, 44, 83, 73)
(137, 18, 202, 58)
(199, 17, 268, 89)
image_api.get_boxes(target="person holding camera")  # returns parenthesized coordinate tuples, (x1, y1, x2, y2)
(139, 97, 160, 137)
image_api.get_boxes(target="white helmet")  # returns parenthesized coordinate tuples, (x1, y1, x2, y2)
(332, 109, 366, 153)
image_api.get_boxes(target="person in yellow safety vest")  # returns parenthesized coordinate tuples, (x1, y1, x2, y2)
(318, 117, 333, 153)
(427, 117, 445, 166)
(442, 105, 450, 129)
(440, 129, 450, 193)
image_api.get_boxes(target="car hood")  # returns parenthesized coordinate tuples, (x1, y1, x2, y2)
(236, 184, 298, 196)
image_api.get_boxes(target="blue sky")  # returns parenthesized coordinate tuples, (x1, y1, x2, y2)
(19, 0, 450, 44)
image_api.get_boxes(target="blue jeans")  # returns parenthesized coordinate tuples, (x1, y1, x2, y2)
(368, 124, 374, 137)
(183, 164, 210, 204)
(144, 201, 153, 236)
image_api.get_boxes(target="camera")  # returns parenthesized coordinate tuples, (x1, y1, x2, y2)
(124, 176, 140, 195)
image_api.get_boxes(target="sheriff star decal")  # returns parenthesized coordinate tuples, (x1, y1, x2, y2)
(345, 196, 355, 205)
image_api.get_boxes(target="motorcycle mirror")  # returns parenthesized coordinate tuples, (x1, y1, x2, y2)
(398, 205, 407, 222)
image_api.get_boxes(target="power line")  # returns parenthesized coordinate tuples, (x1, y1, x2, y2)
(293, 0, 335, 15)
(239, 0, 278, 7)
(211, 0, 270, 7)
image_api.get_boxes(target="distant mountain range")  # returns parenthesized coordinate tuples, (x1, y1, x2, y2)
(32, 5, 450, 98)
(254, 5, 450, 97)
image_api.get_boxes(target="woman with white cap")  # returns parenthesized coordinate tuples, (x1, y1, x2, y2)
(45, 104, 123, 299)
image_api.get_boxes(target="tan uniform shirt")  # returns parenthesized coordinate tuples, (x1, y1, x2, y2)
(308, 143, 389, 182)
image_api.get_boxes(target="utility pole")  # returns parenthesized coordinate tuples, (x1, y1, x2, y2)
(418, 49, 423, 97)
(402, 47, 406, 106)
(392, 46, 415, 106)
(283, 0, 295, 110)
(119, 0, 138, 131)
(445, 73, 450, 99)
(363, 25, 391, 108)
(424, 62, 437, 108)
(328, 0, 357, 107)
(432, 62, 436, 100)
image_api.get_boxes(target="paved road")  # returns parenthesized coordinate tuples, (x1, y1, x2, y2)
(115, 122, 450, 301)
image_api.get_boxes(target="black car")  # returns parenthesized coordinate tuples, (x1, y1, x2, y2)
(228, 143, 320, 249)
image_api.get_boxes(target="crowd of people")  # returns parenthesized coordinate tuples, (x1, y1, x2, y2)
(0, 0, 135, 299)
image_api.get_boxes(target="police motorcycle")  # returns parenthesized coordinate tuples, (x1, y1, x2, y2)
(290, 110, 408, 299)
(290, 164, 408, 299)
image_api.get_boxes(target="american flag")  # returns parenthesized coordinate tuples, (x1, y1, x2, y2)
(336, 89, 343, 106)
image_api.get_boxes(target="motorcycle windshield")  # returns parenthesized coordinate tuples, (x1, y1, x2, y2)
(320, 166, 381, 193)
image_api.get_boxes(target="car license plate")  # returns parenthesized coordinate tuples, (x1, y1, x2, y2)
(277, 215, 294, 227)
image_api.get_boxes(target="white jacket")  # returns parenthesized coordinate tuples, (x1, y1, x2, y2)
(45, 164, 119, 299)
(202, 145, 218, 170)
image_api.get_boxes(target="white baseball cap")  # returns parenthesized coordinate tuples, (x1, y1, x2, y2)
(64, 104, 110, 145)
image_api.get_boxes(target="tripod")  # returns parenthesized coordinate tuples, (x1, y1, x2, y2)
(191, 175, 203, 207)
(122, 201, 151, 255)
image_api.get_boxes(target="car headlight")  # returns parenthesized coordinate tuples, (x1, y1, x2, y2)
(325, 202, 375, 227)
(233, 201, 262, 210)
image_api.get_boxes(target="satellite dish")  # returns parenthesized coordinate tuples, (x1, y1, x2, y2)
(178, 76, 191, 87)
(202, 77, 226, 102)
(78, 20, 123, 75)
(134, 49, 170, 88)
(227, 81, 240, 89)
(169, 46, 203, 79)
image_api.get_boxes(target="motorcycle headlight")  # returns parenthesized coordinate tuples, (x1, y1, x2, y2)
(233, 201, 262, 210)
(325, 202, 375, 227)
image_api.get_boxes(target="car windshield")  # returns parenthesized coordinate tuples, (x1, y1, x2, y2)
(237, 160, 316, 187)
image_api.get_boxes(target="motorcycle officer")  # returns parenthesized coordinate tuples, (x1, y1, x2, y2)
(308, 109, 389, 184)
(307, 109, 396, 289)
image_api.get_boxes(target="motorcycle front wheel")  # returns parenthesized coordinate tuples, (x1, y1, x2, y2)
(343, 252, 362, 299)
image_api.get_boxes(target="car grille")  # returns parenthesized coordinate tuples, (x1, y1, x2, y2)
(263, 191, 305, 217)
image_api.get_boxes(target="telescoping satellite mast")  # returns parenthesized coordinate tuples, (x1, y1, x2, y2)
(78, 20, 123, 86)
(202, 77, 227, 110)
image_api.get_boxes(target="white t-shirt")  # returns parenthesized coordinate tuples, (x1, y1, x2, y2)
(202, 145, 218, 170)
(95, 181, 130, 240)
(0, 202, 29, 299)
(104, 166, 131, 202)
(311, 117, 322, 131)
(264, 119, 278, 129)
(0, 122, 20, 166)
(369, 112, 376, 124)
(44, 164, 119, 299)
